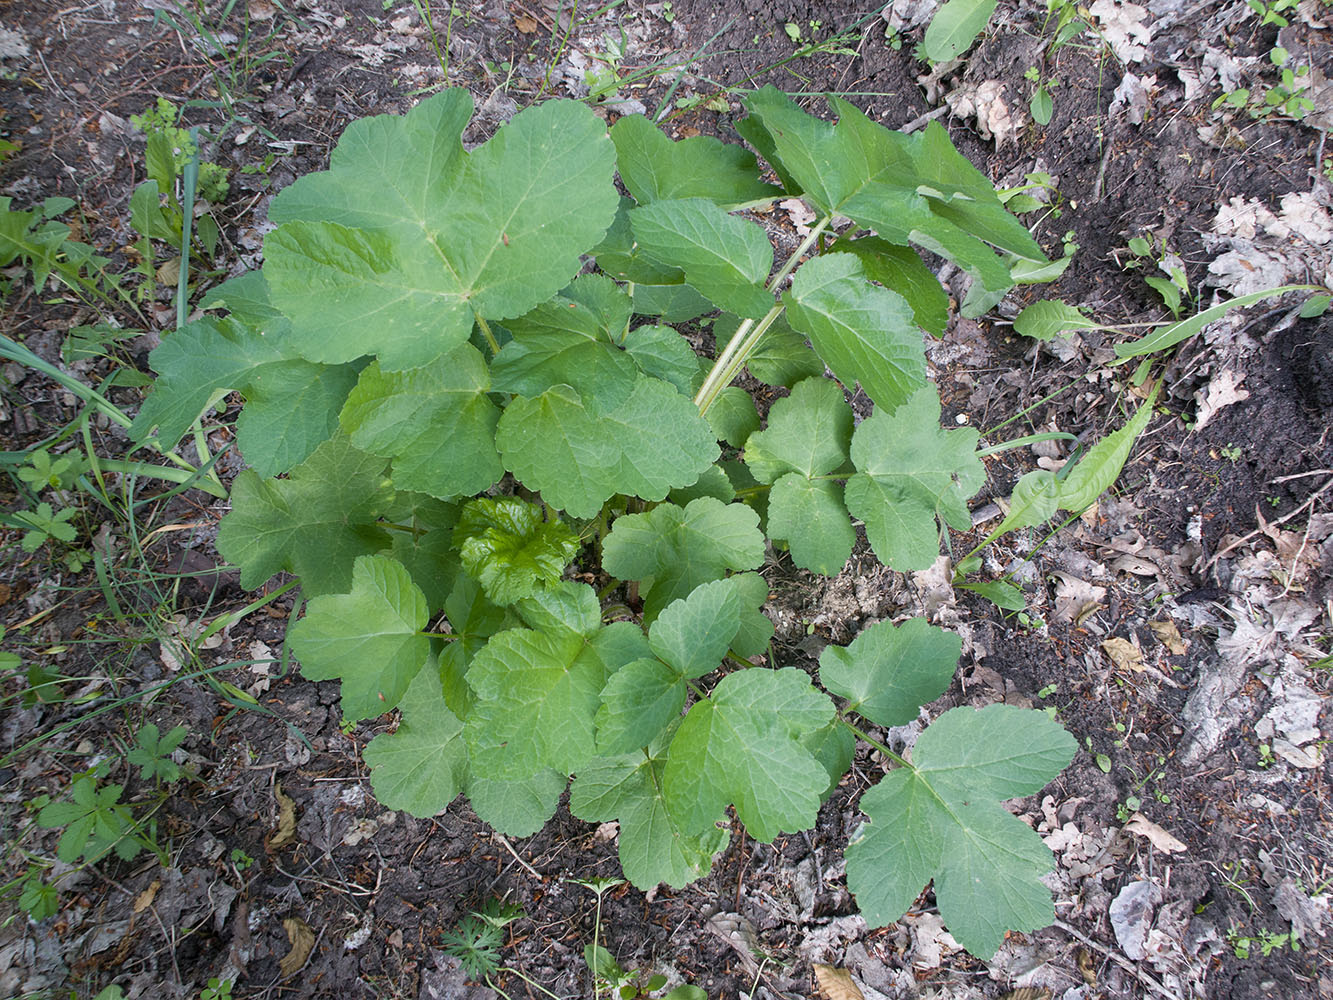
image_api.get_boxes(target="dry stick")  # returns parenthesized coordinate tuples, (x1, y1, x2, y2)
(1053, 919, 1179, 1000)
(1204, 475, 1333, 572)
(898, 104, 949, 134)
(495, 832, 543, 880)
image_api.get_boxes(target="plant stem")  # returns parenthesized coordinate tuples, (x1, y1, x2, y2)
(838, 713, 912, 770)
(475, 314, 501, 356)
(692, 214, 831, 417)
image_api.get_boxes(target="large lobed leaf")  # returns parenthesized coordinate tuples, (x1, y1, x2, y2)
(289, 554, 430, 720)
(264, 91, 619, 370)
(216, 435, 394, 596)
(741, 87, 1049, 313)
(664, 667, 835, 842)
(845, 704, 1077, 958)
(132, 315, 358, 477)
(602, 498, 765, 621)
(845, 388, 985, 571)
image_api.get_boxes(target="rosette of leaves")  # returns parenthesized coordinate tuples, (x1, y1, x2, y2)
(130, 88, 1121, 957)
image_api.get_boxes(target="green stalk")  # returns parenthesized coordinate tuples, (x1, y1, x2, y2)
(474, 314, 501, 356)
(693, 214, 831, 417)
(838, 714, 912, 770)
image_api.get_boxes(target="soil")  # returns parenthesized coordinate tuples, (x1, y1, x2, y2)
(1, 1, 1331, 999)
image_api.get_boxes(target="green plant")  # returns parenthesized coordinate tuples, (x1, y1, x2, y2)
(1228, 924, 1295, 958)
(1246, 0, 1299, 27)
(442, 899, 563, 995)
(129, 99, 225, 270)
(230, 847, 255, 870)
(1212, 46, 1314, 122)
(131, 88, 1101, 959)
(34, 766, 167, 866)
(200, 977, 233, 1000)
(127, 722, 188, 783)
(1120, 234, 1190, 317)
(0, 196, 140, 314)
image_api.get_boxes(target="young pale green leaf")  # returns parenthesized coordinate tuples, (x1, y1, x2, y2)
(1112, 284, 1314, 361)
(846, 703, 1076, 958)
(743, 376, 853, 484)
(453, 497, 579, 606)
(784, 255, 926, 412)
(819, 617, 961, 727)
(497, 378, 718, 519)
(631, 198, 775, 319)
(989, 392, 1155, 539)
(990, 468, 1062, 536)
(363, 659, 468, 817)
(465, 622, 649, 780)
(845, 388, 984, 571)
(570, 742, 730, 889)
(265, 92, 619, 370)
(132, 316, 358, 477)
(610, 114, 783, 208)
(468, 767, 567, 838)
(602, 498, 765, 621)
(216, 435, 394, 596)
(827, 236, 950, 338)
(1013, 300, 1101, 340)
(664, 667, 835, 842)
(922, 0, 998, 61)
(767, 475, 855, 576)
(289, 555, 430, 720)
(339, 344, 501, 500)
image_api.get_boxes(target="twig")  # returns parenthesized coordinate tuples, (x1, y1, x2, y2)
(494, 832, 543, 880)
(1053, 919, 1179, 1000)
(899, 104, 949, 134)
(1205, 476, 1333, 572)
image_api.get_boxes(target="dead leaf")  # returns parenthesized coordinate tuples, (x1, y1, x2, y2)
(944, 80, 1019, 148)
(1193, 370, 1250, 431)
(1000, 989, 1051, 1000)
(278, 916, 316, 977)
(1149, 619, 1187, 655)
(133, 880, 160, 913)
(1102, 636, 1145, 672)
(515, 14, 538, 32)
(1124, 812, 1188, 853)
(813, 964, 865, 1000)
(269, 782, 298, 849)
(1076, 947, 1098, 985)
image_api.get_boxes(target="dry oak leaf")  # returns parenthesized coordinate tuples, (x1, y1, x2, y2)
(814, 964, 865, 1000)
(1123, 812, 1188, 853)
(1149, 619, 1187, 655)
(1101, 636, 1144, 672)
(279, 916, 316, 977)
(269, 782, 298, 849)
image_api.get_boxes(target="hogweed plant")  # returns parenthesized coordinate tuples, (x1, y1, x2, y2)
(126, 87, 1167, 957)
